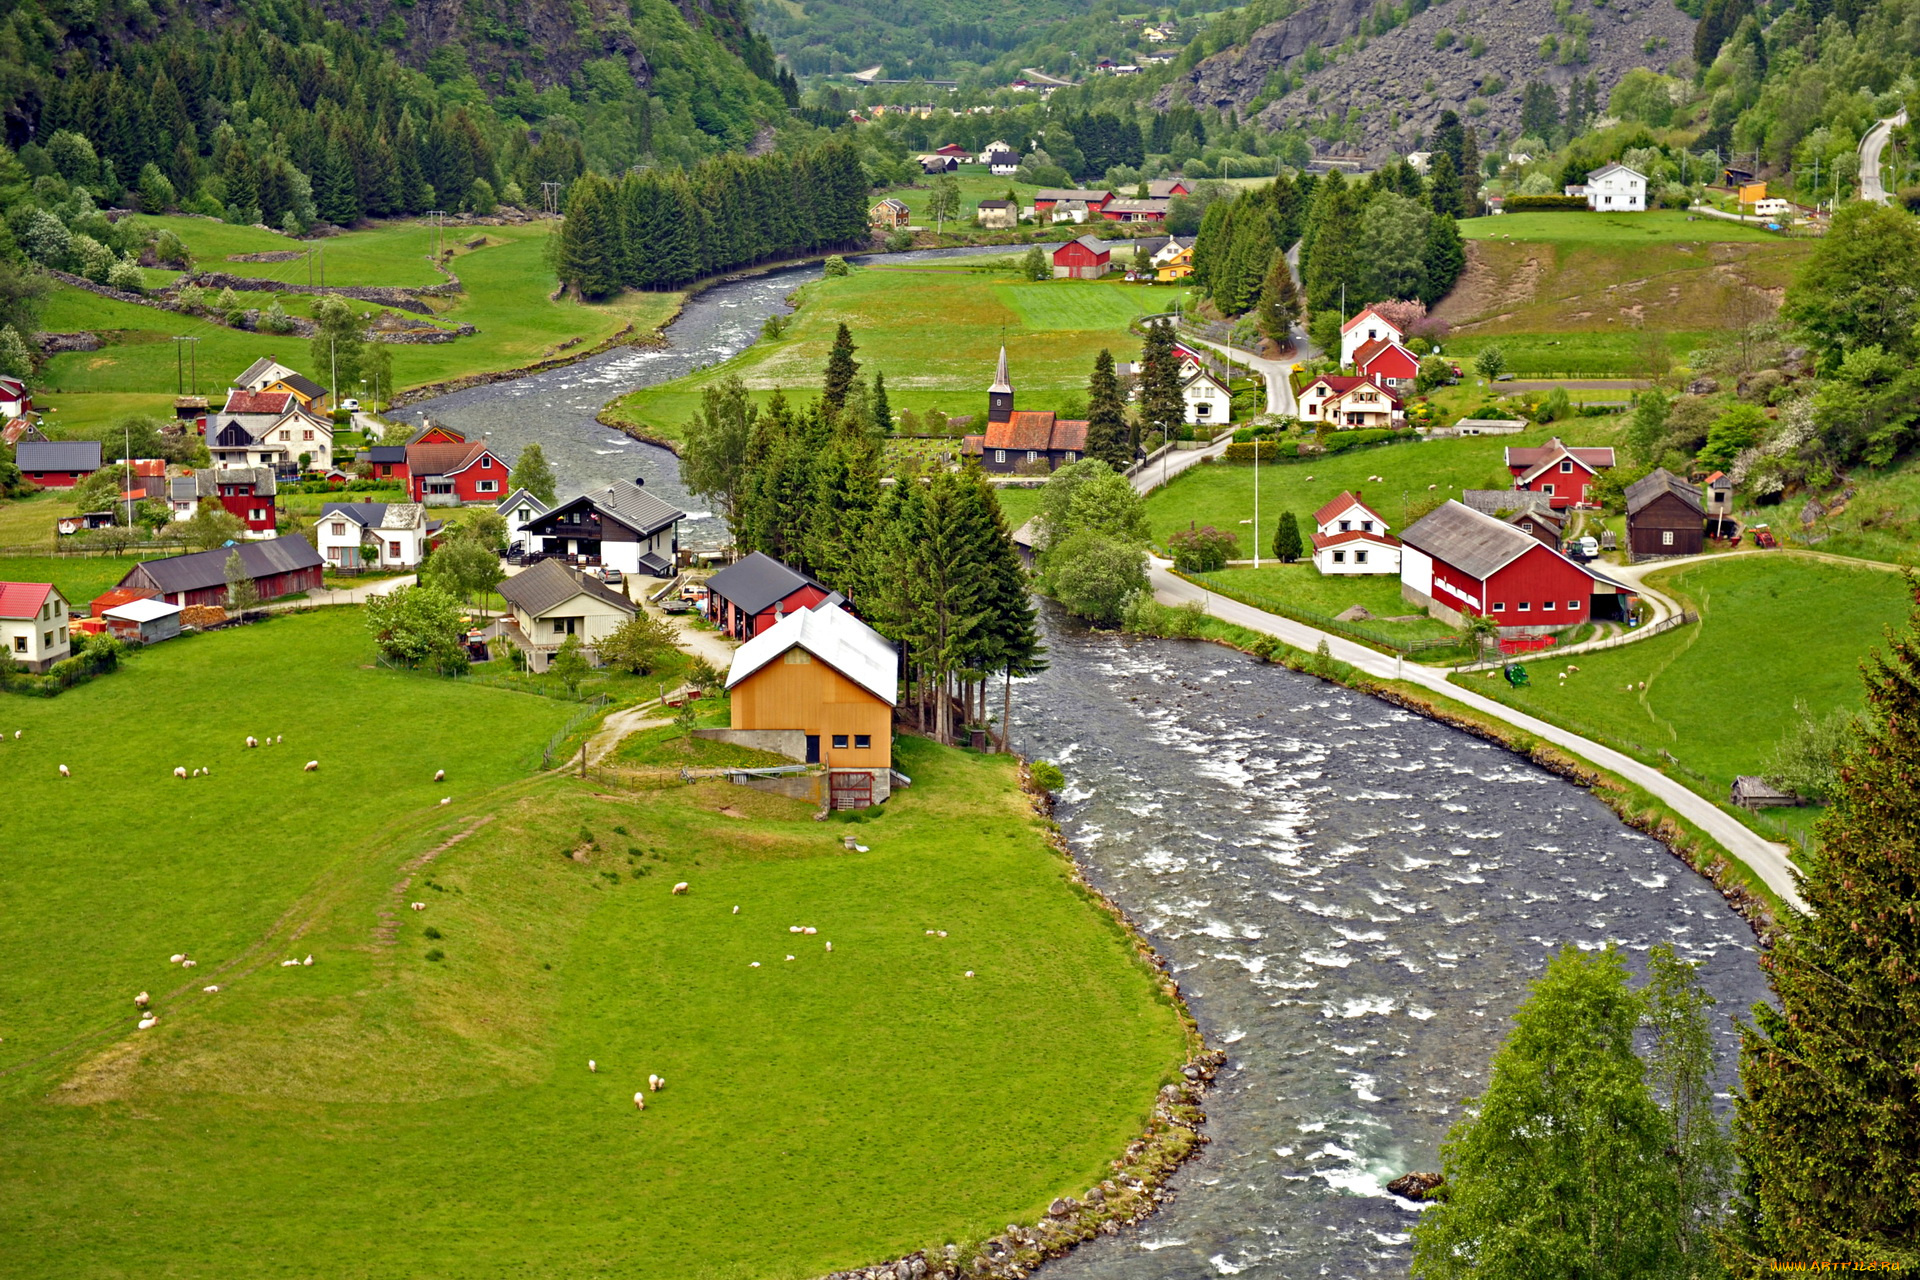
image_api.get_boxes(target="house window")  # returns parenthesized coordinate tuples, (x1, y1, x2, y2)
(303, 430, 315, 441)
(388, 541, 401, 558)
(1542, 600, 1555, 610)
(518, 508, 531, 522)
(1662, 530, 1674, 546)
(1361, 520, 1373, 532)
(43, 631, 52, 646)
(1355, 550, 1369, 564)
(1195, 402, 1210, 416)
(58, 627, 66, 643)
(480, 456, 493, 468)
(327, 547, 341, 562)
(1026, 450, 1038, 461)
(1332, 550, 1346, 563)
(11, 636, 23, 653)
(1063, 452, 1076, 462)
(855, 734, 871, 749)
(332, 522, 346, 536)
(1338, 520, 1351, 532)
(1492, 602, 1506, 612)
(1517, 601, 1531, 611)
(1543, 484, 1555, 495)
(478, 480, 497, 493)
(279, 431, 291, 441)
(994, 450, 1006, 462)
(832, 734, 849, 750)
(1560, 460, 1573, 473)
(784, 650, 812, 664)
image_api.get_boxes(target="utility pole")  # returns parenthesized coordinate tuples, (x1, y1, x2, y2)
(1252, 436, 1260, 568)
(123, 421, 134, 530)
(172, 335, 199, 396)
(330, 336, 338, 411)
(541, 182, 562, 217)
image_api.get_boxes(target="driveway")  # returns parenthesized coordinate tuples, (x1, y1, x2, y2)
(287, 574, 417, 608)
(1152, 559, 1806, 912)
(1180, 331, 1300, 417)
(1860, 110, 1907, 204)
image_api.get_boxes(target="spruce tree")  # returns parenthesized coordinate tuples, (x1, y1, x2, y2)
(869, 369, 893, 436)
(961, 463, 1046, 750)
(1272, 510, 1302, 562)
(1083, 349, 1133, 470)
(822, 322, 860, 412)
(1732, 585, 1920, 1272)
(556, 172, 619, 299)
(1427, 151, 1466, 221)
(1257, 249, 1299, 344)
(1138, 320, 1186, 443)
(1421, 214, 1467, 306)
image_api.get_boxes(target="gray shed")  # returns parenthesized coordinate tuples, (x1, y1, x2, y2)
(102, 596, 184, 644)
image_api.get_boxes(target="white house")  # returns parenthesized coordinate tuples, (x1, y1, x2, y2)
(1299, 374, 1402, 428)
(1181, 368, 1233, 427)
(1405, 151, 1432, 174)
(518, 479, 684, 577)
(986, 150, 1020, 176)
(0, 581, 71, 673)
(496, 558, 638, 671)
(1581, 162, 1646, 211)
(497, 488, 550, 553)
(315, 502, 438, 569)
(1338, 305, 1407, 367)
(1150, 236, 1194, 268)
(209, 393, 334, 473)
(1310, 492, 1401, 576)
(977, 140, 1011, 163)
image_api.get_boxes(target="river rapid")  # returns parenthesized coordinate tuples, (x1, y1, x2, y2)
(403, 262, 1771, 1280)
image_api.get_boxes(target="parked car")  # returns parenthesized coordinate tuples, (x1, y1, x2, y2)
(1569, 535, 1600, 560)
(340, 398, 360, 412)
(599, 567, 623, 584)
(680, 583, 709, 601)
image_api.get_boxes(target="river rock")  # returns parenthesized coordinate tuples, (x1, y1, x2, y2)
(1084, 1185, 1106, 1204)
(1387, 1171, 1445, 1200)
(1047, 1197, 1075, 1217)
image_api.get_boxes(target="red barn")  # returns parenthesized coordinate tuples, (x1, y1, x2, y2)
(1505, 437, 1615, 509)
(1399, 500, 1635, 633)
(406, 440, 513, 504)
(1052, 234, 1112, 279)
(1352, 337, 1421, 393)
(116, 535, 324, 608)
(14, 439, 101, 488)
(934, 143, 971, 157)
(703, 552, 835, 641)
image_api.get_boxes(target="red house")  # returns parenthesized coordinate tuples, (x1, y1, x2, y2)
(934, 143, 971, 158)
(406, 439, 513, 504)
(1505, 437, 1616, 509)
(1033, 188, 1114, 214)
(1052, 234, 1112, 279)
(14, 439, 101, 488)
(364, 446, 410, 484)
(214, 466, 279, 533)
(704, 552, 834, 641)
(1352, 337, 1420, 393)
(1400, 500, 1634, 633)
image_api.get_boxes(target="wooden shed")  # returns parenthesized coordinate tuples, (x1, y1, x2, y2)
(1625, 468, 1704, 560)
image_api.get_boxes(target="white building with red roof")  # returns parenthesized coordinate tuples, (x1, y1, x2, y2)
(1299, 374, 1402, 428)
(0, 581, 71, 673)
(1311, 492, 1401, 576)
(1339, 306, 1407, 367)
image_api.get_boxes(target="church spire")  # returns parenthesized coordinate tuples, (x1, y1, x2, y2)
(987, 346, 1015, 425)
(990, 345, 1012, 395)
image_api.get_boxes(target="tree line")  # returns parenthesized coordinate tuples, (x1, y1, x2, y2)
(554, 139, 870, 295)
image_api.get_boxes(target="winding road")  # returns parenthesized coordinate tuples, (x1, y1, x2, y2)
(1860, 109, 1907, 204)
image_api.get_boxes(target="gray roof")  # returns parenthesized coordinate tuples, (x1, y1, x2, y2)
(1066, 233, 1109, 255)
(582, 480, 683, 536)
(365, 446, 408, 464)
(1034, 188, 1111, 202)
(321, 502, 426, 532)
(279, 372, 328, 401)
(497, 558, 636, 618)
(217, 466, 277, 495)
(16, 439, 102, 472)
(169, 473, 215, 501)
(496, 488, 549, 517)
(123, 535, 323, 594)
(233, 356, 283, 386)
(1460, 488, 1555, 517)
(1401, 500, 1543, 580)
(1625, 468, 1702, 517)
(705, 551, 825, 616)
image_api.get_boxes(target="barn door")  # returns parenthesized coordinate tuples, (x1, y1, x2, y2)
(830, 771, 873, 810)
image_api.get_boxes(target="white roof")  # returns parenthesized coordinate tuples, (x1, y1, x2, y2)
(725, 603, 898, 706)
(102, 597, 183, 623)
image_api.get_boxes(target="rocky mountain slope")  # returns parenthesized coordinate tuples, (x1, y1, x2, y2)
(1162, 0, 1696, 160)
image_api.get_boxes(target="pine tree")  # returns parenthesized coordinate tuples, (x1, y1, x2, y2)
(1138, 320, 1185, 443)
(1421, 214, 1467, 306)
(960, 463, 1046, 750)
(869, 369, 893, 436)
(1083, 349, 1133, 470)
(1732, 585, 1920, 1272)
(822, 322, 860, 412)
(1257, 249, 1299, 344)
(1301, 169, 1360, 315)
(1427, 151, 1466, 221)
(1272, 510, 1302, 562)
(556, 172, 620, 299)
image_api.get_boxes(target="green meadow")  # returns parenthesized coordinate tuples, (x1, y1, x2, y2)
(1458, 210, 1787, 245)
(604, 261, 1194, 448)
(0, 608, 1184, 1277)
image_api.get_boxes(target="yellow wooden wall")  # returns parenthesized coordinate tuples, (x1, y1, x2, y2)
(731, 651, 892, 768)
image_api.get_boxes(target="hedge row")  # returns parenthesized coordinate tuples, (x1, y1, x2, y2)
(1503, 195, 1591, 213)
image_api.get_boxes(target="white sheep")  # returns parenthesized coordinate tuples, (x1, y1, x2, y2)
(648, 1074, 664, 1092)
(732, 906, 739, 914)
(134, 991, 150, 1007)
(824, 941, 832, 952)
(749, 961, 760, 968)
(633, 1092, 646, 1110)
(588, 1060, 597, 1073)
(57, 764, 68, 777)
(202, 985, 220, 994)
(434, 769, 445, 782)
(789, 925, 802, 933)
(174, 766, 188, 779)
(937, 931, 947, 938)
(245, 736, 257, 748)
(275, 735, 282, 744)
(304, 760, 319, 772)
(138, 1016, 158, 1030)
(182, 959, 197, 968)
(169, 954, 185, 964)
(802, 927, 817, 935)
(410, 902, 425, 911)
(964, 971, 975, 978)
(672, 882, 689, 895)
(280, 959, 299, 967)
(785, 954, 795, 961)
(438, 797, 450, 805)
(302, 955, 313, 966)
(13, 730, 20, 739)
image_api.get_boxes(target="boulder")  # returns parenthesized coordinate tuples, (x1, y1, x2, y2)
(1334, 605, 1374, 622)
(1387, 1170, 1445, 1200)
(1685, 377, 1720, 395)
(1047, 1197, 1075, 1217)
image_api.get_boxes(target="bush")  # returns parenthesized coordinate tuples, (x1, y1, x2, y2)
(822, 255, 850, 277)
(1028, 760, 1065, 793)
(1504, 194, 1590, 212)
(106, 257, 145, 293)
(1167, 524, 1240, 571)
(1220, 440, 1299, 462)
(1321, 428, 1407, 453)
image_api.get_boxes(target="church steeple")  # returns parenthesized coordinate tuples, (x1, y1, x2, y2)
(987, 346, 1014, 424)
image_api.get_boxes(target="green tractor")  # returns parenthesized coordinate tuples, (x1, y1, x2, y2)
(1503, 662, 1530, 688)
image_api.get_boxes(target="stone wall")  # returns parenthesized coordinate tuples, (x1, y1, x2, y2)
(694, 727, 808, 760)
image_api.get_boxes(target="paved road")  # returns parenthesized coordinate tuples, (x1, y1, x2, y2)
(1860, 110, 1907, 204)
(1152, 560, 1807, 912)
(1181, 331, 1299, 416)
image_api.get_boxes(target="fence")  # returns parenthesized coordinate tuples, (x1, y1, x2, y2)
(1457, 609, 1699, 671)
(541, 695, 614, 769)
(0, 538, 192, 558)
(1184, 570, 1470, 658)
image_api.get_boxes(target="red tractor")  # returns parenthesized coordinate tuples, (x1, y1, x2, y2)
(1749, 525, 1778, 549)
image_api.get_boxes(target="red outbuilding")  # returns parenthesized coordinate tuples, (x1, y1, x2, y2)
(1399, 500, 1635, 633)
(1051, 234, 1112, 279)
(703, 552, 835, 641)
(1505, 437, 1616, 509)
(14, 439, 101, 488)
(214, 466, 279, 533)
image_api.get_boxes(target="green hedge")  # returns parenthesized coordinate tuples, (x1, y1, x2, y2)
(1219, 441, 1300, 462)
(1322, 428, 1408, 453)
(1503, 195, 1590, 213)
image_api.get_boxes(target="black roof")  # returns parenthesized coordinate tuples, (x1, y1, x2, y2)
(365, 446, 408, 464)
(1625, 468, 1703, 516)
(704, 551, 825, 615)
(527, 480, 683, 538)
(122, 535, 323, 594)
(497, 558, 635, 617)
(16, 439, 102, 471)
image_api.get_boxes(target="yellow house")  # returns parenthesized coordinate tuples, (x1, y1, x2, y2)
(723, 603, 897, 801)
(232, 356, 331, 411)
(1155, 243, 1193, 282)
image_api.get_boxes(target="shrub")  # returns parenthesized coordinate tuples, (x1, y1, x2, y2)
(1504, 194, 1590, 212)
(106, 257, 145, 293)
(1220, 440, 1299, 462)
(822, 255, 850, 277)
(1028, 760, 1065, 792)
(1167, 524, 1240, 571)
(425, 948, 444, 962)
(423, 926, 442, 940)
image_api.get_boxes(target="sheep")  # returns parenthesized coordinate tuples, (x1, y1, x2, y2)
(304, 760, 319, 772)
(824, 941, 832, 952)
(1429, 483, 1438, 490)
(276, 735, 282, 744)
(633, 1092, 646, 1110)
(58, 764, 68, 777)
(785, 954, 795, 961)
(937, 931, 947, 938)
(671, 882, 689, 895)
(174, 767, 188, 779)
(134, 991, 150, 1007)
(588, 1060, 597, 1073)
(439, 798, 450, 805)
(802, 927, 817, 935)
(138, 1016, 158, 1030)
(749, 961, 760, 968)
(434, 769, 445, 782)
(182, 959, 197, 968)
(732, 906, 739, 915)
(191, 768, 200, 778)
(280, 959, 299, 967)
(789, 926, 802, 934)
(169, 954, 185, 964)
(649, 1074, 664, 1092)
(13, 730, 19, 739)
(302, 955, 313, 966)
(245, 736, 257, 748)
(202, 985, 220, 994)
(964, 971, 975, 978)
(410, 902, 425, 911)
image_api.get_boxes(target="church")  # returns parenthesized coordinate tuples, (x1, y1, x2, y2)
(961, 348, 1089, 474)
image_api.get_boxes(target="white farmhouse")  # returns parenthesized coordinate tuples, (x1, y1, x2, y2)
(1338, 305, 1407, 368)
(0, 581, 70, 673)
(497, 488, 550, 553)
(496, 558, 638, 671)
(1311, 492, 1401, 576)
(314, 502, 439, 569)
(1581, 162, 1646, 211)
(1180, 368, 1233, 427)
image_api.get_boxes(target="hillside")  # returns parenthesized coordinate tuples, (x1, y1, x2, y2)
(1160, 0, 1697, 160)
(751, 0, 1106, 81)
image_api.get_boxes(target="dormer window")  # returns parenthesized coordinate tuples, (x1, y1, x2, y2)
(1338, 519, 1351, 532)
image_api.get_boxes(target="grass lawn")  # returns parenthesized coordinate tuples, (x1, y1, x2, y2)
(992, 484, 1047, 532)
(1140, 420, 1624, 553)
(0, 552, 178, 604)
(874, 164, 1044, 228)
(146, 215, 450, 289)
(1459, 210, 1787, 244)
(0, 490, 77, 549)
(603, 262, 1194, 449)
(1191, 563, 1457, 644)
(1793, 454, 1920, 565)
(615, 720, 791, 768)
(0, 608, 1185, 1276)
(1451, 555, 1912, 796)
(1441, 331, 1721, 379)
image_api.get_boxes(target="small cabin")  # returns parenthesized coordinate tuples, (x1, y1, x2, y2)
(1625, 468, 1704, 560)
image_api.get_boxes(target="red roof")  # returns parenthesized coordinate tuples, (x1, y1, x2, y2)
(1339, 305, 1405, 336)
(981, 411, 1089, 453)
(1704, 470, 1726, 484)
(1313, 490, 1388, 527)
(1352, 338, 1418, 373)
(407, 440, 503, 476)
(1506, 437, 1615, 483)
(1306, 375, 1402, 405)
(129, 459, 166, 478)
(1311, 529, 1401, 550)
(0, 581, 54, 619)
(91, 587, 158, 617)
(223, 390, 296, 415)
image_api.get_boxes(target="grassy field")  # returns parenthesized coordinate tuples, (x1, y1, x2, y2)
(615, 719, 791, 768)
(992, 484, 1047, 532)
(875, 164, 1043, 228)
(0, 608, 1185, 1276)
(1453, 555, 1911, 796)
(1439, 331, 1721, 379)
(0, 552, 178, 605)
(1459, 210, 1787, 245)
(1139, 419, 1624, 553)
(1191, 563, 1457, 643)
(604, 261, 1193, 448)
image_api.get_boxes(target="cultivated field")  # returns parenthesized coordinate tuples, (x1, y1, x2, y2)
(605, 262, 1193, 447)
(0, 608, 1184, 1277)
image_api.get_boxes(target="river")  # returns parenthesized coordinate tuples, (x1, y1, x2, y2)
(401, 262, 1770, 1280)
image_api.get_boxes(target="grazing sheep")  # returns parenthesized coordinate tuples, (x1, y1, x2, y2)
(785, 954, 795, 961)
(276, 735, 282, 744)
(802, 927, 817, 935)
(13, 730, 20, 739)
(134, 991, 150, 1007)
(302, 955, 313, 966)
(58, 764, 68, 777)
(937, 931, 947, 938)
(964, 971, 975, 978)
(410, 902, 425, 911)
(304, 760, 319, 772)
(174, 767, 188, 779)
(169, 954, 185, 964)
(925, 930, 936, 935)
(280, 959, 299, 967)
(246, 736, 257, 748)
(203, 985, 220, 994)
(732, 906, 739, 915)
(633, 1092, 646, 1110)
(588, 1060, 597, 1073)
(671, 882, 689, 895)
(439, 797, 450, 805)
(649, 1075, 664, 1092)
(824, 941, 832, 952)
(138, 1016, 158, 1030)
(182, 959, 197, 968)
(789, 926, 802, 933)
(434, 769, 445, 782)
(749, 961, 760, 968)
